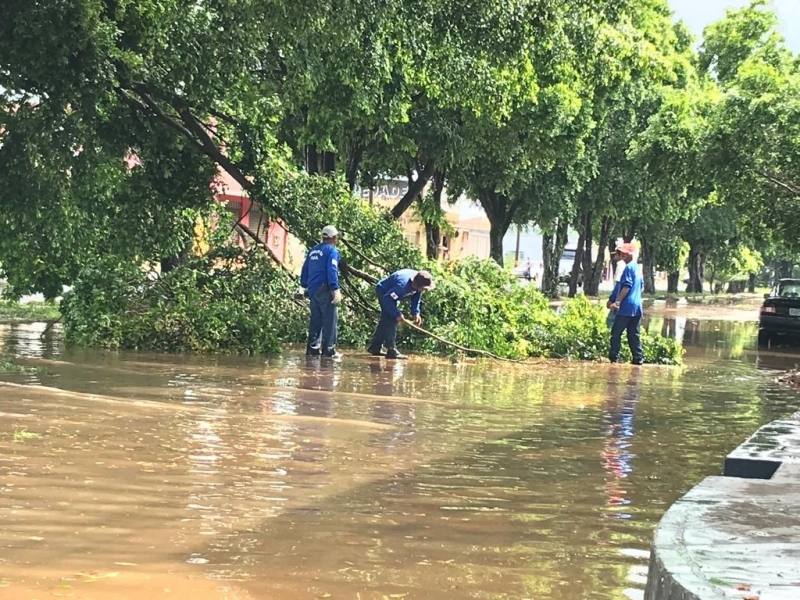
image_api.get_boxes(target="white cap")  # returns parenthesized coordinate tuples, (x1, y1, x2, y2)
(322, 225, 339, 239)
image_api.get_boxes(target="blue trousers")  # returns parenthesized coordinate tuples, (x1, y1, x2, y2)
(368, 294, 399, 352)
(307, 286, 338, 355)
(610, 314, 644, 364)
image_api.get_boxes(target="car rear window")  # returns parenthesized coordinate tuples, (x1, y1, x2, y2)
(778, 282, 800, 298)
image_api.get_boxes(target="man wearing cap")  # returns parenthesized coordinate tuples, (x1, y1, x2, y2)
(300, 225, 342, 358)
(368, 269, 435, 360)
(608, 242, 644, 365)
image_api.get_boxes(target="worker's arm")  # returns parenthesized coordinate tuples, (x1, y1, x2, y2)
(612, 266, 633, 309)
(300, 254, 309, 289)
(327, 248, 340, 291)
(410, 291, 422, 316)
(614, 286, 630, 307)
(607, 282, 619, 309)
(409, 291, 423, 325)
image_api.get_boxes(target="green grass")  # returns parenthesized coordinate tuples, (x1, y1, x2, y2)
(0, 358, 45, 374)
(0, 300, 61, 322)
(0, 358, 24, 373)
(12, 428, 41, 443)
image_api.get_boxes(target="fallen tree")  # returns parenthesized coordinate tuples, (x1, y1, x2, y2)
(60, 235, 683, 365)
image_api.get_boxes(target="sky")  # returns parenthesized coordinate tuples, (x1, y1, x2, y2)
(669, 0, 800, 51)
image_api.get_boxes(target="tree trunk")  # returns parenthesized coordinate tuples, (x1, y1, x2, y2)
(582, 212, 593, 277)
(687, 246, 705, 293)
(423, 169, 446, 260)
(586, 216, 613, 297)
(344, 141, 364, 191)
(305, 146, 336, 175)
(727, 280, 746, 294)
(667, 271, 680, 294)
(542, 235, 556, 298)
(568, 218, 586, 298)
(425, 223, 440, 260)
(748, 272, 756, 294)
(642, 238, 656, 294)
(390, 162, 436, 219)
(481, 190, 519, 266)
(489, 222, 505, 265)
(542, 220, 569, 298)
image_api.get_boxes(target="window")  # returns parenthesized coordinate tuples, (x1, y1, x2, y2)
(778, 281, 800, 298)
(561, 248, 577, 261)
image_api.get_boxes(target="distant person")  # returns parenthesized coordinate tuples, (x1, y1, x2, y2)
(300, 225, 342, 359)
(607, 247, 624, 327)
(524, 259, 533, 282)
(614, 247, 626, 285)
(368, 269, 436, 360)
(607, 243, 644, 365)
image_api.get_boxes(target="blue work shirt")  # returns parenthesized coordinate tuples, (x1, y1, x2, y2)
(609, 261, 643, 318)
(376, 269, 423, 319)
(300, 242, 340, 296)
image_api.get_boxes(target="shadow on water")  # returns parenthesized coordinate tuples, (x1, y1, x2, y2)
(1, 315, 800, 600)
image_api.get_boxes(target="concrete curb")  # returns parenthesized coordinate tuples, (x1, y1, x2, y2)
(645, 413, 800, 600)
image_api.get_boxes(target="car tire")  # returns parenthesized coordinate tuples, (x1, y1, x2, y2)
(757, 330, 772, 348)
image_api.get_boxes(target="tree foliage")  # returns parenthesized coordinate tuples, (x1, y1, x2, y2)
(7, 0, 796, 358)
(630, 0, 800, 290)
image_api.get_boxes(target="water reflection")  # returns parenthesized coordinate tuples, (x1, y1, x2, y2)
(1, 318, 800, 599)
(601, 369, 640, 512)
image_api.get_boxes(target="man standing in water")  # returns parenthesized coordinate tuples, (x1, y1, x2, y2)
(368, 269, 435, 360)
(608, 242, 644, 365)
(300, 225, 342, 359)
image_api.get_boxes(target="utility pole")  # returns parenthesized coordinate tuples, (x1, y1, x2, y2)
(514, 225, 521, 266)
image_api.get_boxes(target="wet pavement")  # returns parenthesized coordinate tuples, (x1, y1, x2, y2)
(1, 305, 800, 600)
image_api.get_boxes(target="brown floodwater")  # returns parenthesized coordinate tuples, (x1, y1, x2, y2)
(1, 308, 799, 600)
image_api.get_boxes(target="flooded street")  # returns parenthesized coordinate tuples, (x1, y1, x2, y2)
(2, 303, 800, 600)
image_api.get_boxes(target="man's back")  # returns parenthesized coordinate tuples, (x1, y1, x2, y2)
(303, 243, 339, 295)
(377, 269, 416, 296)
(618, 261, 643, 317)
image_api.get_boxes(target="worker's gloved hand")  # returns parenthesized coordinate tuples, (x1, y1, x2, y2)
(332, 289, 342, 305)
(412, 314, 422, 326)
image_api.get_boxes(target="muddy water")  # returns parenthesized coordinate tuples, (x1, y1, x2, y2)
(1, 312, 799, 600)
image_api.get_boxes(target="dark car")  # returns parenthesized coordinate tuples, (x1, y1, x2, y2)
(759, 278, 800, 346)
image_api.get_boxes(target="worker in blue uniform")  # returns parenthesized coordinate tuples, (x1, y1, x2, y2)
(607, 242, 644, 365)
(300, 225, 342, 359)
(368, 269, 435, 360)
